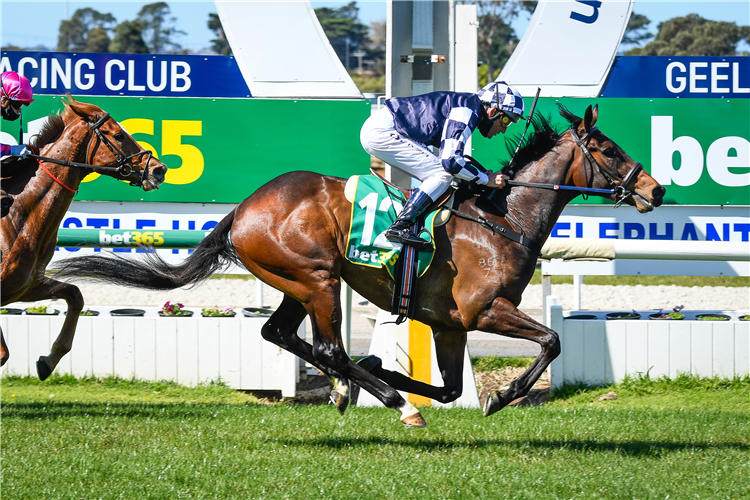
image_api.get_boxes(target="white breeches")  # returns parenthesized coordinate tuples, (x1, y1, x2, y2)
(360, 107, 453, 200)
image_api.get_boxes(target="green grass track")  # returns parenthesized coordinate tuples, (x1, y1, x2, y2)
(2, 375, 749, 499)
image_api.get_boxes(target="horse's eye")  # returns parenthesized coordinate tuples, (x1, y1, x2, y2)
(114, 132, 124, 141)
(602, 148, 615, 157)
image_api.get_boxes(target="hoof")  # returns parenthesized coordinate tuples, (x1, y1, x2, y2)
(483, 391, 509, 417)
(401, 412, 427, 428)
(356, 354, 382, 372)
(329, 389, 349, 415)
(36, 357, 53, 381)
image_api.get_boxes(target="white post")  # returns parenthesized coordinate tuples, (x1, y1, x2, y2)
(340, 281, 352, 354)
(546, 302, 565, 389)
(573, 274, 583, 311)
(541, 273, 552, 325)
(255, 278, 264, 308)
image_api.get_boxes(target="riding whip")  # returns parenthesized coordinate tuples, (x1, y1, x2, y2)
(507, 87, 541, 170)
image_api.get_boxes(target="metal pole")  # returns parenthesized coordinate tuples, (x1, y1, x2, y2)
(340, 281, 352, 354)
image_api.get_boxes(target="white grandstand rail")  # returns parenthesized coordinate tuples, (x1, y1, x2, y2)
(539, 239, 750, 324)
(541, 238, 750, 262)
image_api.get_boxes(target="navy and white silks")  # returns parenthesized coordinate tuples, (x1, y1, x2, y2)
(360, 91, 489, 200)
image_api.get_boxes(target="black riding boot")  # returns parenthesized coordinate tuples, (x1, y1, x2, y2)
(385, 189, 433, 251)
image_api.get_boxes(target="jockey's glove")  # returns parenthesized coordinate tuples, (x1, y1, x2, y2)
(9, 145, 30, 158)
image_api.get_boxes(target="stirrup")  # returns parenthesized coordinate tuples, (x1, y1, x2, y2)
(385, 228, 432, 251)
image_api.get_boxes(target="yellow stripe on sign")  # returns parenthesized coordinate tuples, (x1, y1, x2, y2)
(408, 320, 432, 407)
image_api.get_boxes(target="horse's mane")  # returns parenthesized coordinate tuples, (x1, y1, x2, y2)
(29, 113, 66, 152)
(3, 101, 75, 179)
(499, 105, 581, 179)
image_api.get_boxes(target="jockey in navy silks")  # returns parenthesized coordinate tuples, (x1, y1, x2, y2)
(360, 81, 525, 251)
(1, 71, 35, 217)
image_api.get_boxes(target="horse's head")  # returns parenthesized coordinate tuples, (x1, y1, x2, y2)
(564, 105, 665, 212)
(61, 95, 167, 191)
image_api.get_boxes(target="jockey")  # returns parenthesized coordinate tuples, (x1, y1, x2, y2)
(360, 81, 524, 251)
(1, 71, 35, 217)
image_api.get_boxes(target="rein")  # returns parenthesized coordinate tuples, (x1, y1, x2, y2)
(27, 112, 153, 187)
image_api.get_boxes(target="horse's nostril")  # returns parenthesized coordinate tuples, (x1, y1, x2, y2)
(653, 185, 666, 199)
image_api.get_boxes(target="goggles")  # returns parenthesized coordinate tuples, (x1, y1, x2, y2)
(489, 110, 518, 126)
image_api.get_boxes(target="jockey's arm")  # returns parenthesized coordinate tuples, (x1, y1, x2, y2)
(0, 144, 30, 159)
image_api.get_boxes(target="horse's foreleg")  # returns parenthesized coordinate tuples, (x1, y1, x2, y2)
(17, 278, 84, 380)
(358, 329, 467, 405)
(478, 299, 560, 417)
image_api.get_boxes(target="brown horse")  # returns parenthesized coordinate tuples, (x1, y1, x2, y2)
(53, 105, 664, 426)
(1, 95, 167, 378)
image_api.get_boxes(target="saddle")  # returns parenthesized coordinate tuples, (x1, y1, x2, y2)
(364, 169, 459, 324)
(368, 168, 455, 223)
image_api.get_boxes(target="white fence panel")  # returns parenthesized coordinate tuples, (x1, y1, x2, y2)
(549, 308, 750, 388)
(1, 308, 300, 397)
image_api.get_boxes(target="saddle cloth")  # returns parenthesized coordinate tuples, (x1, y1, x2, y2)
(344, 174, 449, 279)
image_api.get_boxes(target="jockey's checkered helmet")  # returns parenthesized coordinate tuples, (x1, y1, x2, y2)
(477, 81, 524, 122)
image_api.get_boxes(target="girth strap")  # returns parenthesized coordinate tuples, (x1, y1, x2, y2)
(446, 207, 542, 255)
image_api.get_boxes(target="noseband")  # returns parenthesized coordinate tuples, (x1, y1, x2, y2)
(569, 126, 643, 207)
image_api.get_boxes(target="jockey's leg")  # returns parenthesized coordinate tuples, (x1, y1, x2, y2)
(384, 174, 452, 251)
(361, 110, 453, 251)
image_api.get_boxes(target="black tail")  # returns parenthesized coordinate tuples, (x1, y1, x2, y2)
(52, 209, 242, 290)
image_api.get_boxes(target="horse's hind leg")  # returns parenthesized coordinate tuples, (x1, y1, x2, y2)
(358, 328, 468, 404)
(302, 283, 426, 426)
(17, 278, 84, 380)
(260, 294, 351, 412)
(479, 299, 560, 416)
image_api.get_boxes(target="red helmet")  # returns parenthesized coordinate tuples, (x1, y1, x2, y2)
(1, 71, 35, 104)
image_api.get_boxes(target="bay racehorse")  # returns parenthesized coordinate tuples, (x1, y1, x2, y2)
(52, 105, 664, 426)
(1, 94, 167, 378)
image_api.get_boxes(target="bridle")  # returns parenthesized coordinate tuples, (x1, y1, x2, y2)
(29, 112, 154, 188)
(457, 120, 645, 253)
(569, 126, 643, 207)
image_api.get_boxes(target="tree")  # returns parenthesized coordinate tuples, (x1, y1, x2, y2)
(627, 14, 750, 56)
(314, 2, 370, 71)
(57, 7, 116, 52)
(464, 1, 537, 86)
(137, 2, 185, 54)
(108, 20, 149, 54)
(85, 27, 112, 53)
(622, 13, 653, 47)
(207, 13, 231, 56)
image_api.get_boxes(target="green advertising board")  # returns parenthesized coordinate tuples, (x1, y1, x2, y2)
(1, 96, 372, 203)
(471, 97, 750, 206)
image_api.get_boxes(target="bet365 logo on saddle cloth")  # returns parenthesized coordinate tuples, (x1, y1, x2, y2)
(345, 175, 437, 279)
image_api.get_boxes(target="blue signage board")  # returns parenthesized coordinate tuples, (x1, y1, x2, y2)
(0, 51, 251, 98)
(600, 56, 750, 99)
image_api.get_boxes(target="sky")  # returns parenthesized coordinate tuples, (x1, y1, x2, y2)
(1, 1, 748, 53)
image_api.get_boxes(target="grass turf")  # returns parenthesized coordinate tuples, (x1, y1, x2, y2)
(2, 374, 749, 499)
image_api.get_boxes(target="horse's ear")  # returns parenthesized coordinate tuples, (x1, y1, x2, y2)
(583, 105, 594, 132)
